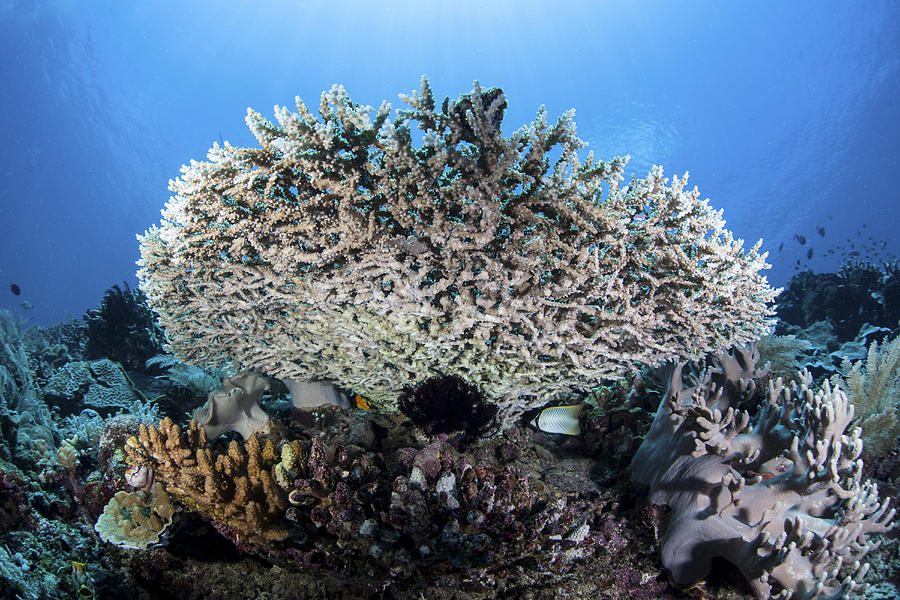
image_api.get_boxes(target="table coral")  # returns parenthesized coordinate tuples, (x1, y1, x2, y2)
(631, 345, 896, 599)
(137, 78, 778, 423)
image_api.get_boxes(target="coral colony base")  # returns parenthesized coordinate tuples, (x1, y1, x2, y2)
(1, 82, 895, 599)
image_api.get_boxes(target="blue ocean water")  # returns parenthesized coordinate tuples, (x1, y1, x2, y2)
(1, 0, 898, 326)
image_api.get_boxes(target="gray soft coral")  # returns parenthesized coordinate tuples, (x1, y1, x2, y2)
(631, 345, 895, 599)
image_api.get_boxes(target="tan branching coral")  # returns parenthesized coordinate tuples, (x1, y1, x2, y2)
(123, 417, 289, 544)
(137, 78, 778, 422)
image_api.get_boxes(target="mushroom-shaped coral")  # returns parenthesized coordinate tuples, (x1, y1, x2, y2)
(192, 371, 271, 440)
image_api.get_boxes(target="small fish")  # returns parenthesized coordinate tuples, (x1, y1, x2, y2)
(807, 248, 814, 259)
(816, 226, 825, 237)
(531, 404, 584, 435)
(71, 561, 94, 599)
(353, 394, 372, 411)
(9, 283, 20, 295)
(19, 301, 32, 310)
(778, 242, 784, 252)
(794, 234, 807, 245)
(631, 212, 648, 224)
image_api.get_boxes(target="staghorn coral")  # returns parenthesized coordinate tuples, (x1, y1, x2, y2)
(631, 345, 895, 599)
(137, 78, 778, 424)
(831, 333, 900, 459)
(122, 417, 289, 545)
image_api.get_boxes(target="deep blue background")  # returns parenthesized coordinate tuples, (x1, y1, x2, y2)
(2, 1, 898, 326)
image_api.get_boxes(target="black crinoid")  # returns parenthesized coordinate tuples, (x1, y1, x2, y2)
(398, 374, 499, 446)
(84, 282, 165, 370)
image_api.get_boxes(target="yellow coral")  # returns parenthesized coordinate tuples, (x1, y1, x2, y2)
(56, 435, 79, 470)
(273, 440, 303, 490)
(124, 417, 289, 544)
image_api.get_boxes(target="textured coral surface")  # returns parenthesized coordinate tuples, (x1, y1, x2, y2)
(137, 79, 778, 421)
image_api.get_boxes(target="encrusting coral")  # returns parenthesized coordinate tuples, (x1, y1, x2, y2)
(112, 413, 602, 589)
(94, 482, 176, 549)
(631, 344, 896, 599)
(137, 78, 778, 424)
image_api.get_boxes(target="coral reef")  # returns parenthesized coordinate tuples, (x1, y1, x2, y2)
(137, 79, 778, 423)
(116, 411, 609, 592)
(831, 333, 900, 459)
(631, 344, 896, 599)
(776, 261, 900, 342)
(279, 434, 598, 586)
